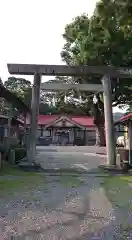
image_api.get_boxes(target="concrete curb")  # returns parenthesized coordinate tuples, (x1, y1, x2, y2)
(99, 164, 124, 173)
(35, 168, 88, 174)
(84, 153, 106, 158)
(96, 152, 106, 155)
(18, 161, 43, 172)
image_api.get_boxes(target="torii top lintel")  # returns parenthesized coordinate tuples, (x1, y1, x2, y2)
(7, 63, 132, 78)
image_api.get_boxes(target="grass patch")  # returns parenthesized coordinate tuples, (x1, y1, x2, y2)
(102, 175, 132, 208)
(102, 175, 132, 239)
(0, 162, 40, 176)
(120, 175, 132, 182)
(0, 162, 45, 195)
(59, 175, 83, 187)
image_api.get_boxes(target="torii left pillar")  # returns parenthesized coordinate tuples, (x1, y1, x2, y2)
(28, 73, 41, 163)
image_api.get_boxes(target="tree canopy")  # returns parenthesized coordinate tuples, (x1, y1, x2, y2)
(61, 0, 132, 107)
(4, 77, 32, 108)
(59, 0, 132, 144)
(4, 77, 62, 115)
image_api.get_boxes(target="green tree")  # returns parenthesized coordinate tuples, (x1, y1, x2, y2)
(60, 0, 132, 145)
(41, 76, 92, 116)
(4, 77, 60, 115)
(125, 104, 132, 114)
(4, 77, 32, 108)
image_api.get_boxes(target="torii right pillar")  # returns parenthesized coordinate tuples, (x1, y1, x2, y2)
(102, 75, 116, 166)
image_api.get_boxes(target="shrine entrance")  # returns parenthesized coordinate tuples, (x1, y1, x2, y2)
(7, 63, 131, 166)
(55, 130, 69, 146)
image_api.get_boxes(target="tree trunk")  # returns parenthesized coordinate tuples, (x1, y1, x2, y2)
(95, 124, 106, 146)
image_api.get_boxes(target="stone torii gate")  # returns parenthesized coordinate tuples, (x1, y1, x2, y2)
(7, 64, 132, 166)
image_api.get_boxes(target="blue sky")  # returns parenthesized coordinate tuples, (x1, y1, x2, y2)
(0, 0, 126, 113)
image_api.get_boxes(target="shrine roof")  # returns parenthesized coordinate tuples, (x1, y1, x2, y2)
(26, 114, 94, 128)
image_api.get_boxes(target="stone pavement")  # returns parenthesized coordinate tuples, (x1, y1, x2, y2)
(36, 146, 106, 172)
(36, 145, 106, 154)
(0, 146, 122, 239)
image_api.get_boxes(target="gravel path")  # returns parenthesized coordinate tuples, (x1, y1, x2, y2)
(0, 146, 131, 239)
(0, 173, 116, 240)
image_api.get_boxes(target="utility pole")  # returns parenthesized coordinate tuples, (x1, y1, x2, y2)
(128, 121, 132, 165)
(23, 112, 27, 145)
(3, 103, 13, 159)
(101, 75, 116, 165)
(7, 103, 12, 151)
(29, 73, 41, 163)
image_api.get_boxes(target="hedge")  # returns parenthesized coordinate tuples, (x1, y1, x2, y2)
(14, 148, 27, 163)
(0, 144, 27, 163)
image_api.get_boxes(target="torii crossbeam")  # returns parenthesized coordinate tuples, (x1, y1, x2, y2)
(8, 63, 132, 78)
(40, 83, 103, 92)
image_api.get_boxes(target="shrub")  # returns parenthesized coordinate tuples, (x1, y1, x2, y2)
(10, 143, 22, 149)
(0, 145, 7, 160)
(14, 148, 27, 163)
(0, 145, 6, 154)
(8, 143, 27, 162)
(0, 144, 27, 164)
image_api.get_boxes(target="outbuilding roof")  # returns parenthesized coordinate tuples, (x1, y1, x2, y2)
(115, 113, 132, 125)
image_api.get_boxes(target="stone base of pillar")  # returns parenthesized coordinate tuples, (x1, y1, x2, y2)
(19, 161, 42, 172)
(99, 164, 129, 173)
(99, 164, 121, 171)
(27, 149, 36, 163)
